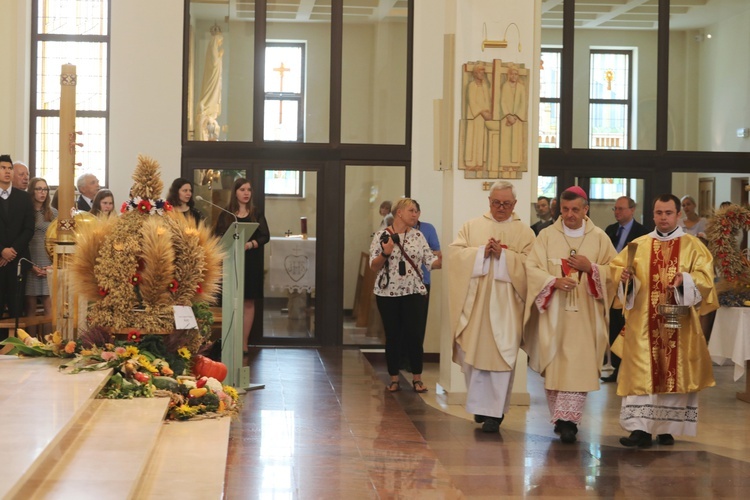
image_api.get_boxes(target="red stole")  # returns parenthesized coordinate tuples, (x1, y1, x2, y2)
(648, 238, 681, 392)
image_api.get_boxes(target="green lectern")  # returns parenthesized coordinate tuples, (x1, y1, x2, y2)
(219, 221, 259, 389)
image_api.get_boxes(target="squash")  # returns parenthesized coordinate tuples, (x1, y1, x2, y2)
(192, 355, 228, 382)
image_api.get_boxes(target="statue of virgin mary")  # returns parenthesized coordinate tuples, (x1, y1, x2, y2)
(197, 24, 224, 141)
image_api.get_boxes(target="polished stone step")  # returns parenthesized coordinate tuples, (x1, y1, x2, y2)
(10, 397, 169, 499)
(0, 356, 112, 499)
(1, 355, 231, 499)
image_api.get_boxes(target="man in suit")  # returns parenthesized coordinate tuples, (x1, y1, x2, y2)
(531, 196, 554, 235)
(76, 173, 100, 211)
(0, 155, 35, 340)
(602, 195, 649, 382)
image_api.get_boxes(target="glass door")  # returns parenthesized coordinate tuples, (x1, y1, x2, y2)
(191, 165, 321, 347)
(258, 168, 318, 342)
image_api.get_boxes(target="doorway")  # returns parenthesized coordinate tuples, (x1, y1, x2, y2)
(191, 164, 322, 346)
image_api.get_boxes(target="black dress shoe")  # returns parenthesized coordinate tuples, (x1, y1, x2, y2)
(557, 420, 578, 443)
(474, 414, 487, 423)
(481, 416, 504, 433)
(600, 372, 618, 383)
(620, 430, 652, 448)
(657, 434, 674, 445)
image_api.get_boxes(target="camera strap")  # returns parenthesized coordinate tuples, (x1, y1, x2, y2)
(386, 227, 423, 281)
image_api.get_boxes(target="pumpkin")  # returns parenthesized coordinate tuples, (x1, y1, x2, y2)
(192, 355, 228, 382)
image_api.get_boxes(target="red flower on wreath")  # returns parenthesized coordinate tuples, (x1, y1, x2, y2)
(98, 287, 109, 297)
(163, 201, 173, 211)
(131, 273, 142, 286)
(137, 199, 152, 213)
(120, 201, 128, 214)
(127, 330, 142, 342)
(168, 279, 179, 293)
(195, 283, 203, 294)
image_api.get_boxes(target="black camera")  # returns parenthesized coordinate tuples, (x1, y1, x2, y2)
(379, 232, 400, 245)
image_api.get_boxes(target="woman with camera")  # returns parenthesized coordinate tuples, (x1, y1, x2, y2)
(370, 198, 441, 393)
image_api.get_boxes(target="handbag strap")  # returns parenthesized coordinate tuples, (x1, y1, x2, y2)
(386, 227, 423, 281)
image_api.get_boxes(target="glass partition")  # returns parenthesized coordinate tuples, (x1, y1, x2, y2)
(668, 0, 750, 152)
(343, 165, 406, 345)
(266, 1, 330, 143)
(263, 169, 318, 338)
(342, 2, 407, 144)
(188, 1, 255, 142)
(570, 1, 658, 150)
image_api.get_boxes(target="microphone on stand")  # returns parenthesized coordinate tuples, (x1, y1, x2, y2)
(195, 196, 240, 239)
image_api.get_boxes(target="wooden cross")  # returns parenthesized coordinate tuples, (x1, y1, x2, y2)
(482, 181, 493, 191)
(285, 229, 293, 237)
(273, 62, 291, 123)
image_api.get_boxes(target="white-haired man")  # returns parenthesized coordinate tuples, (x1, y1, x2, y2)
(76, 173, 100, 211)
(448, 180, 536, 433)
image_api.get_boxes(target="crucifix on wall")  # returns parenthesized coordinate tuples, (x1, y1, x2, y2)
(273, 62, 290, 123)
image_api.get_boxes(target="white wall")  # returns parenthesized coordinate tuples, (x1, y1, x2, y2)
(108, 0, 184, 205)
(2, 0, 30, 158)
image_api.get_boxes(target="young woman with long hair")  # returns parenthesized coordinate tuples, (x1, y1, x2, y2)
(214, 178, 270, 354)
(25, 177, 57, 323)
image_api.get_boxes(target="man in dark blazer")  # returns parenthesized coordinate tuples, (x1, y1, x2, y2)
(602, 195, 649, 382)
(531, 196, 554, 235)
(0, 155, 35, 339)
(76, 173, 100, 211)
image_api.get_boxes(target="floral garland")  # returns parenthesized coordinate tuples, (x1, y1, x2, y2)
(120, 196, 173, 216)
(706, 204, 750, 306)
(706, 204, 750, 282)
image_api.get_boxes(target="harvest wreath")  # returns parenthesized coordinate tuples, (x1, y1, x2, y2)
(706, 204, 750, 306)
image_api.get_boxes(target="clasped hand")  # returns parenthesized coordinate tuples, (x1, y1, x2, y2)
(484, 237, 503, 259)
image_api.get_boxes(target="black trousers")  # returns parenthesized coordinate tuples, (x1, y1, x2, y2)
(376, 293, 427, 376)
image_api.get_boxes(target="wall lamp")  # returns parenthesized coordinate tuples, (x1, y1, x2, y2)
(482, 22, 522, 52)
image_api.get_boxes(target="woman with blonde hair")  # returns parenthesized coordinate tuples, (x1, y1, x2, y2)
(25, 177, 57, 322)
(370, 198, 441, 393)
(679, 195, 707, 239)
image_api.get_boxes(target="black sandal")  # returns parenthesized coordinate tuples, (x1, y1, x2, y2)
(387, 381, 401, 392)
(412, 380, 428, 393)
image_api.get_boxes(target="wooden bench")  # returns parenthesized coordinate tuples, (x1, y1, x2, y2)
(0, 315, 53, 330)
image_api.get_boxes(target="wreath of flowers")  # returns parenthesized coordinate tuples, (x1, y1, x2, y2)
(706, 205, 750, 282)
(121, 196, 173, 216)
(706, 204, 750, 306)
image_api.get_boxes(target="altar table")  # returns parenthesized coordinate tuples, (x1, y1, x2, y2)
(269, 237, 316, 293)
(269, 237, 316, 321)
(708, 306, 750, 403)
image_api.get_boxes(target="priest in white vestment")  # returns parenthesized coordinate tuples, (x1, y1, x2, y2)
(610, 194, 717, 448)
(523, 186, 616, 443)
(448, 181, 536, 433)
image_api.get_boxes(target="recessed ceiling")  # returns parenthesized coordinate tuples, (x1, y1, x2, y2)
(542, 0, 749, 31)
(190, 0, 408, 23)
(190, 0, 748, 30)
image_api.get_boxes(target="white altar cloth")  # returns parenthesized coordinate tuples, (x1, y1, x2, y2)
(269, 237, 316, 293)
(708, 306, 750, 381)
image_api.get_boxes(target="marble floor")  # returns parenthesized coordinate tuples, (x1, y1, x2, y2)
(225, 348, 750, 498)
